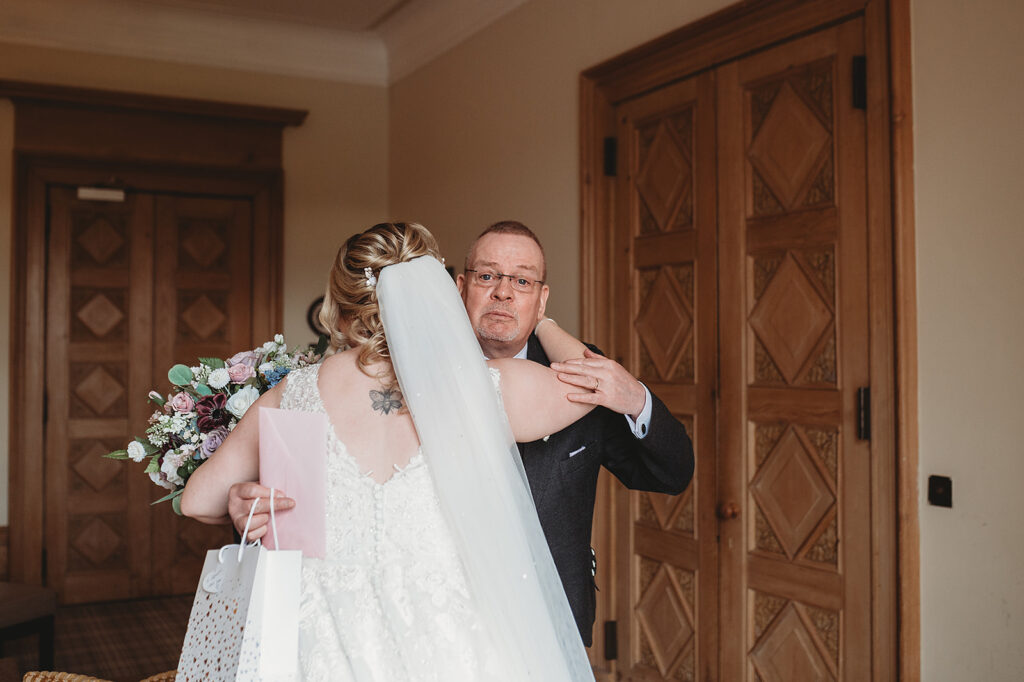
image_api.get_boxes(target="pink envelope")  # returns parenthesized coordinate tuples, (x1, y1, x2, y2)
(258, 406, 327, 558)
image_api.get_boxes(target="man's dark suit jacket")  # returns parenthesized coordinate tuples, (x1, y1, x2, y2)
(518, 334, 694, 646)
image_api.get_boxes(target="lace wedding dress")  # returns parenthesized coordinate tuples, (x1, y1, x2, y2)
(279, 364, 507, 682)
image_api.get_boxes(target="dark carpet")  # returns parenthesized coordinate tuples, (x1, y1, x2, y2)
(5, 595, 192, 682)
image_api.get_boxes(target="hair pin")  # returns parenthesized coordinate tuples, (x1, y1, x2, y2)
(364, 267, 377, 288)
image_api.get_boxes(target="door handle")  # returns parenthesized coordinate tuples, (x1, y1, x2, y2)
(716, 502, 740, 520)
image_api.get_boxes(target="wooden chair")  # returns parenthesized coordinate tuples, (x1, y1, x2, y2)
(0, 583, 56, 671)
(21, 673, 114, 682)
(19, 671, 174, 682)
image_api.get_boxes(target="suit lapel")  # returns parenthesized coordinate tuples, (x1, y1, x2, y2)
(526, 333, 550, 367)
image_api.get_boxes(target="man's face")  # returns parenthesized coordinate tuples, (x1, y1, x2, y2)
(457, 233, 550, 358)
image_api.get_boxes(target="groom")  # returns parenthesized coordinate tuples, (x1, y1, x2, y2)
(228, 221, 693, 646)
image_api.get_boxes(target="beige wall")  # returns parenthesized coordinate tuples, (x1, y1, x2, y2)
(913, 0, 1024, 678)
(389, 0, 731, 330)
(0, 43, 389, 525)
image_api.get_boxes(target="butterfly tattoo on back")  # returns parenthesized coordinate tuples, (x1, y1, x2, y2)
(369, 388, 403, 415)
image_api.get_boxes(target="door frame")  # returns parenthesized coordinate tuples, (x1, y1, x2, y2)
(6, 81, 303, 588)
(579, 0, 918, 678)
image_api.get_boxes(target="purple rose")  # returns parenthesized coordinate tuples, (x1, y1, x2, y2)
(227, 350, 260, 369)
(200, 426, 230, 458)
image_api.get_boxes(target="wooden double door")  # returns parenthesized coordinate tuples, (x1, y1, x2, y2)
(598, 13, 895, 682)
(42, 181, 272, 604)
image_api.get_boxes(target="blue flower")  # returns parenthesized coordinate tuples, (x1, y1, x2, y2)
(264, 367, 292, 388)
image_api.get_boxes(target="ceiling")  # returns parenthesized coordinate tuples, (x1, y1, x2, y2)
(0, 0, 527, 85)
(129, 0, 415, 32)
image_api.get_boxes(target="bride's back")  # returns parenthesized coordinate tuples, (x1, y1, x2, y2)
(314, 348, 420, 484)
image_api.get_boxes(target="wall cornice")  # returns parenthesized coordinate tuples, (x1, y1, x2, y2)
(0, 0, 526, 86)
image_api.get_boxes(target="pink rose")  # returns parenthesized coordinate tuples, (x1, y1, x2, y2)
(227, 363, 255, 384)
(227, 350, 260, 369)
(169, 391, 195, 413)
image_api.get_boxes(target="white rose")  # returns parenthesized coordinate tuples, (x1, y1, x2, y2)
(160, 457, 185, 486)
(149, 471, 175, 490)
(208, 368, 230, 389)
(263, 341, 277, 352)
(126, 441, 147, 463)
(226, 385, 260, 419)
(259, 362, 275, 373)
(274, 333, 284, 344)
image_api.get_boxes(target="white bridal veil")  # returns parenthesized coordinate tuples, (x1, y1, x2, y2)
(377, 256, 593, 681)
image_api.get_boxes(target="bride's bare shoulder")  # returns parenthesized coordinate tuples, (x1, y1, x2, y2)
(486, 358, 554, 389)
(319, 349, 358, 375)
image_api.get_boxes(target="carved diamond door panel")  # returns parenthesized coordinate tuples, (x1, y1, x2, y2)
(150, 196, 250, 595)
(606, 15, 876, 682)
(718, 20, 871, 681)
(613, 72, 719, 681)
(45, 188, 155, 603)
(45, 190, 247, 603)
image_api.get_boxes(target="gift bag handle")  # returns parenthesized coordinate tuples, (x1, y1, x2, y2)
(233, 488, 281, 562)
(268, 487, 280, 548)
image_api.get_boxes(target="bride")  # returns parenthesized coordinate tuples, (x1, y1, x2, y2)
(181, 222, 597, 680)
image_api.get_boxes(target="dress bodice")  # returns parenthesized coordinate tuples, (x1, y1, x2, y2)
(279, 365, 504, 682)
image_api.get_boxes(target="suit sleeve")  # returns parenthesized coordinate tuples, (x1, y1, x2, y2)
(576, 342, 693, 495)
(599, 391, 694, 495)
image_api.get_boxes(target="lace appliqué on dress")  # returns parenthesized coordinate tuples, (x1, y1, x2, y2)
(278, 364, 505, 681)
(488, 366, 502, 394)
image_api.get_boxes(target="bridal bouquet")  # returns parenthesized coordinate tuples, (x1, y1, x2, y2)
(105, 334, 324, 513)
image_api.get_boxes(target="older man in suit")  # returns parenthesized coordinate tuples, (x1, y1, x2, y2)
(457, 220, 693, 646)
(228, 220, 693, 646)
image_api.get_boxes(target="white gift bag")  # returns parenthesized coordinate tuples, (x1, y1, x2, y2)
(177, 491, 302, 681)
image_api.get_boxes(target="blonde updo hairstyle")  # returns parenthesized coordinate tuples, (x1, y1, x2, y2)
(318, 222, 441, 388)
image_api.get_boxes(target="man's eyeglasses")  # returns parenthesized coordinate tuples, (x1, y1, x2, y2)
(465, 269, 544, 292)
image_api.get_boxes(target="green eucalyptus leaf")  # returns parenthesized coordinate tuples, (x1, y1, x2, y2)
(195, 384, 213, 396)
(172, 494, 183, 516)
(200, 357, 226, 369)
(137, 438, 159, 455)
(168, 364, 194, 386)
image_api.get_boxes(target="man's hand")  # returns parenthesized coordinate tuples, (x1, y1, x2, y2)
(551, 349, 647, 418)
(228, 481, 295, 542)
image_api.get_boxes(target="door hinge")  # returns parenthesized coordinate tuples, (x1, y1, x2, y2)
(603, 137, 617, 177)
(857, 387, 871, 440)
(604, 620, 618, 660)
(852, 56, 867, 110)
